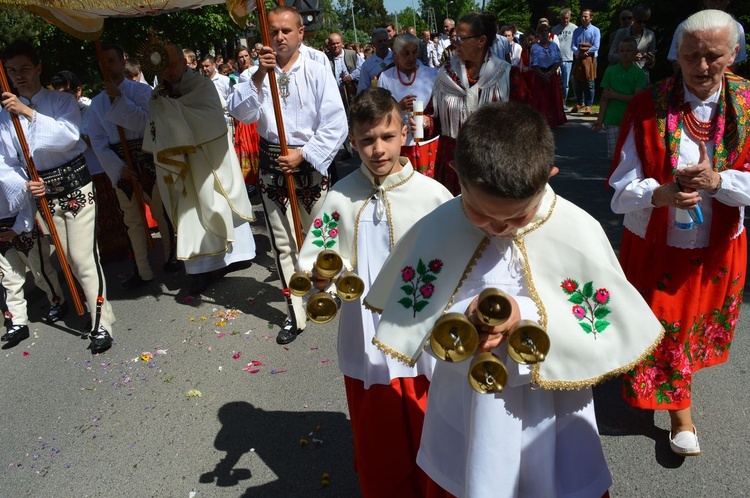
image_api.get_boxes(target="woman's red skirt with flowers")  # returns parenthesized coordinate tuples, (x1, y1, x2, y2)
(401, 138, 439, 179)
(619, 228, 746, 410)
(530, 71, 567, 128)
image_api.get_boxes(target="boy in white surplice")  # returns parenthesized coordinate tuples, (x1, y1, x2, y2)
(297, 88, 452, 497)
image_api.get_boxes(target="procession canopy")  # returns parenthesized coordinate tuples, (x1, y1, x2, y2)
(0, 0, 253, 40)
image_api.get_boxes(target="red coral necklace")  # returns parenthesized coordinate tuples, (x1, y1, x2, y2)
(398, 66, 417, 86)
(682, 104, 716, 142)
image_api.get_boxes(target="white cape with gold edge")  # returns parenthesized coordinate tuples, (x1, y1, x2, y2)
(298, 158, 454, 386)
(366, 186, 664, 389)
(143, 69, 254, 262)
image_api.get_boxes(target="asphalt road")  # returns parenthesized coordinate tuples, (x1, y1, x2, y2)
(1, 117, 748, 498)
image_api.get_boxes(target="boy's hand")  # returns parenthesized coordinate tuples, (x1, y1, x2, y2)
(311, 264, 332, 291)
(0, 229, 18, 243)
(26, 180, 46, 198)
(592, 122, 603, 132)
(465, 293, 521, 351)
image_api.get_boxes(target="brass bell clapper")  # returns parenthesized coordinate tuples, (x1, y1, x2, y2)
(429, 288, 551, 394)
(288, 250, 365, 324)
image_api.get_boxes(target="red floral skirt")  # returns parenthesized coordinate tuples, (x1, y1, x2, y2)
(619, 228, 746, 410)
(530, 71, 567, 128)
(401, 138, 439, 178)
(233, 119, 260, 186)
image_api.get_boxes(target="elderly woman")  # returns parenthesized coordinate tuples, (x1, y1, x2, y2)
(378, 33, 440, 177)
(608, 9, 750, 457)
(423, 12, 510, 194)
(608, 4, 656, 81)
(232, 45, 260, 198)
(530, 22, 566, 127)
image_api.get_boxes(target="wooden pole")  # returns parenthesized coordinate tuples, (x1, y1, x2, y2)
(0, 62, 85, 315)
(256, 0, 304, 250)
(94, 40, 154, 250)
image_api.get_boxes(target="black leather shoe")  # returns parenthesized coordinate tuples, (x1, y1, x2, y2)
(163, 256, 182, 273)
(121, 273, 153, 290)
(276, 319, 301, 345)
(89, 326, 112, 354)
(45, 301, 69, 324)
(1, 324, 30, 343)
(189, 272, 215, 295)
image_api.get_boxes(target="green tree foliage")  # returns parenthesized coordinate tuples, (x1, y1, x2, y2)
(418, 0, 478, 24)
(336, 0, 387, 36)
(393, 7, 430, 34)
(486, 0, 533, 31)
(0, 7, 47, 48)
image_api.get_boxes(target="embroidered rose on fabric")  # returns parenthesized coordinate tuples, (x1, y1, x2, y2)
(311, 211, 340, 249)
(560, 278, 612, 338)
(399, 259, 442, 317)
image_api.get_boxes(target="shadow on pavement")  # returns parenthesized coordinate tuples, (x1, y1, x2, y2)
(198, 401, 359, 496)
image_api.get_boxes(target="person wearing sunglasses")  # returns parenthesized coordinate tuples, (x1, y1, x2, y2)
(609, 5, 656, 81)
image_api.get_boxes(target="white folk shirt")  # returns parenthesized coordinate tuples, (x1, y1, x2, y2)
(357, 50, 393, 94)
(609, 82, 750, 249)
(0, 88, 85, 173)
(0, 159, 34, 234)
(228, 54, 347, 176)
(377, 63, 439, 146)
(210, 72, 232, 103)
(331, 51, 362, 85)
(417, 235, 612, 498)
(83, 78, 153, 185)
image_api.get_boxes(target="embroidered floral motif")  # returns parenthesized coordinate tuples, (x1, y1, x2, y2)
(311, 211, 340, 249)
(560, 278, 611, 337)
(399, 259, 442, 317)
(711, 267, 729, 284)
(59, 190, 87, 217)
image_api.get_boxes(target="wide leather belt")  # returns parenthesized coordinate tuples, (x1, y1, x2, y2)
(109, 139, 156, 174)
(38, 155, 91, 197)
(258, 138, 313, 174)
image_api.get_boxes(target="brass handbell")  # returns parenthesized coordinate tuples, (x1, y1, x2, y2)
(507, 320, 550, 365)
(306, 291, 340, 324)
(476, 288, 512, 326)
(468, 352, 508, 394)
(316, 249, 343, 278)
(429, 313, 478, 362)
(335, 270, 365, 301)
(289, 270, 312, 297)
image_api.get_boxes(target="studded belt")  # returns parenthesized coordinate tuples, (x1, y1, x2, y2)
(109, 138, 155, 174)
(38, 155, 91, 197)
(258, 138, 312, 174)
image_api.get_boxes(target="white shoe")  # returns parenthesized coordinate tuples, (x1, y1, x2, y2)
(669, 425, 700, 456)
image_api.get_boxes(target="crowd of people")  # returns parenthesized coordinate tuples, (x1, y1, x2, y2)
(1, 3, 749, 497)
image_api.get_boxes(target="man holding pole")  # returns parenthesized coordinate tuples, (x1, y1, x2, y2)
(1, 40, 114, 353)
(85, 43, 179, 290)
(228, 5, 347, 344)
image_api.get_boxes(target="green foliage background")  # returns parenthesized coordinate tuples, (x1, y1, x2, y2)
(1, 0, 747, 92)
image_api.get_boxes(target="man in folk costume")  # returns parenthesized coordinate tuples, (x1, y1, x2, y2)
(297, 88, 453, 496)
(0, 157, 65, 345)
(609, 9, 750, 456)
(144, 44, 256, 295)
(1, 40, 115, 353)
(85, 43, 179, 291)
(228, 6, 347, 344)
(367, 102, 663, 498)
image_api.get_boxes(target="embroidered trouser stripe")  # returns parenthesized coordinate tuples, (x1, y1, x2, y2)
(258, 169, 329, 330)
(0, 232, 63, 326)
(47, 182, 115, 334)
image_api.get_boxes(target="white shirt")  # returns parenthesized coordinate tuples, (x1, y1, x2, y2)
(300, 43, 329, 68)
(377, 63, 439, 145)
(609, 83, 750, 249)
(331, 50, 362, 85)
(508, 42, 523, 67)
(357, 50, 393, 94)
(0, 88, 85, 173)
(228, 54, 347, 175)
(210, 72, 232, 103)
(417, 235, 612, 498)
(83, 78, 153, 184)
(436, 34, 451, 62)
(0, 158, 33, 234)
(426, 41, 439, 67)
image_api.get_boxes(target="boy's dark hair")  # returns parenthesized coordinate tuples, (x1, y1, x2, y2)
(348, 87, 402, 132)
(200, 54, 215, 64)
(124, 59, 141, 78)
(619, 36, 638, 49)
(50, 70, 81, 91)
(455, 101, 554, 199)
(2, 39, 39, 65)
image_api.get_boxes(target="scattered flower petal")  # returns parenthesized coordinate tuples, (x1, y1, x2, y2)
(217, 333, 226, 339)
(156, 349, 168, 355)
(141, 352, 153, 361)
(299, 438, 308, 446)
(22, 351, 29, 357)
(186, 389, 202, 398)
(320, 359, 330, 364)
(251, 360, 263, 366)
(270, 369, 287, 374)
(183, 296, 194, 304)
(232, 352, 241, 360)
